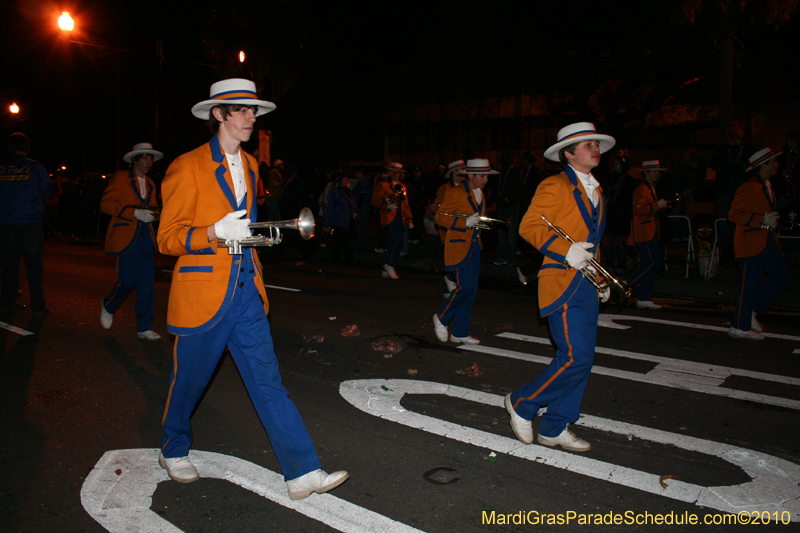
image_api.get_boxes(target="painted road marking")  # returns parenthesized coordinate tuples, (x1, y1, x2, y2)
(340, 379, 800, 521)
(265, 284, 302, 292)
(0, 321, 34, 336)
(459, 339, 800, 411)
(598, 313, 800, 342)
(81, 448, 423, 533)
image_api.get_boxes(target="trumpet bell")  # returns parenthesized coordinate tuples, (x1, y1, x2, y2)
(296, 207, 315, 240)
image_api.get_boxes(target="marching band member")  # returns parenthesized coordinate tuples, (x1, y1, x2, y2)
(371, 161, 413, 279)
(99, 143, 162, 340)
(728, 148, 791, 340)
(434, 159, 467, 297)
(626, 160, 669, 310)
(505, 122, 614, 452)
(432, 158, 494, 345)
(156, 78, 348, 499)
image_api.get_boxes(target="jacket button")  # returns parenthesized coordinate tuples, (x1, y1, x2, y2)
(239, 282, 244, 287)
(250, 270, 255, 274)
(240, 268, 244, 272)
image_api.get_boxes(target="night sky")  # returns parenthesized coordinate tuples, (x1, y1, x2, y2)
(2, 0, 799, 175)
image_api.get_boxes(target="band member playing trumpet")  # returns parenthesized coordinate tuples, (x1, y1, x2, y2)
(728, 148, 790, 340)
(505, 122, 614, 452)
(626, 160, 669, 310)
(432, 158, 495, 344)
(99, 142, 163, 340)
(371, 161, 413, 279)
(434, 160, 466, 297)
(156, 78, 348, 499)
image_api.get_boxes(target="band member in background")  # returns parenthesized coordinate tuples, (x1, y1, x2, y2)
(99, 143, 162, 340)
(434, 159, 466, 297)
(156, 78, 348, 499)
(626, 160, 669, 310)
(728, 148, 791, 340)
(505, 122, 614, 452)
(432, 158, 495, 345)
(372, 161, 412, 279)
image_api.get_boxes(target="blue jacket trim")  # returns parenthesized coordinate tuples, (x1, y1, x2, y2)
(540, 263, 567, 270)
(540, 235, 566, 263)
(209, 135, 238, 210)
(183, 227, 214, 255)
(540, 270, 583, 317)
(112, 222, 129, 228)
(178, 266, 213, 273)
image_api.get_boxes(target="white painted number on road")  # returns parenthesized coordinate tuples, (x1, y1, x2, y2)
(81, 448, 423, 533)
(340, 379, 800, 521)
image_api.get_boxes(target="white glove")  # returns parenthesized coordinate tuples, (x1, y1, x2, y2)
(656, 199, 668, 210)
(465, 213, 480, 228)
(407, 222, 414, 230)
(762, 212, 779, 229)
(599, 286, 610, 303)
(134, 209, 155, 223)
(565, 241, 593, 270)
(214, 210, 250, 241)
(386, 203, 397, 211)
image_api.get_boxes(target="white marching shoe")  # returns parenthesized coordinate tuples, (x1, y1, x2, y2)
(728, 327, 764, 341)
(504, 394, 533, 444)
(159, 453, 200, 483)
(433, 313, 449, 342)
(450, 335, 480, 345)
(537, 426, 591, 452)
(286, 469, 350, 500)
(751, 311, 763, 333)
(100, 301, 113, 329)
(636, 300, 662, 310)
(137, 330, 162, 341)
(383, 264, 399, 279)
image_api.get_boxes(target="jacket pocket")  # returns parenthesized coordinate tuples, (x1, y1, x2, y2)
(175, 265, 213, 281)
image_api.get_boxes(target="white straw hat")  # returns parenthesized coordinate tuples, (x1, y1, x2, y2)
(191, 78, 276, 120)
(543, 122, 615, 162)
(463, 158, 499, 175)
(746, 148, 782, 172)
(123, 142, 163, 163)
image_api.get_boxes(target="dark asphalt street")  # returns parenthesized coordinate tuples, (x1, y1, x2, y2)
(1, 238, 799, 532)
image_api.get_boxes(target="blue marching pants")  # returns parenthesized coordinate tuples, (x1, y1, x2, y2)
(437, 241, 480, 338)
(103, 226, 155, 332)
(732, 239, 790, 332)
(626, 237, 663, 302)
(160, 269, 321, 481)
(384, 214, 404, 268)
(509, 280, 598, 438)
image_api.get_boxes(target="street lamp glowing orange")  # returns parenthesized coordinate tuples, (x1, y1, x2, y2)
(239, 51, 245, 63)
(9, 103, 19, 114)
(58, 12, 74, 31)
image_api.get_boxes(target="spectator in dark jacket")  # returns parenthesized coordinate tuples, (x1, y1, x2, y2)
(604, 151, 636, 273)
(324, 174, 358, 263)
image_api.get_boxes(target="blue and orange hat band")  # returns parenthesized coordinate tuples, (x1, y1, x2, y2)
(211, 89, 259, 101)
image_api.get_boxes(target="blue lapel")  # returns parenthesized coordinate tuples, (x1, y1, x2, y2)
(566, 165, 604, 247)
(210, 135, 238, 211)
(566, 166, 593, 233)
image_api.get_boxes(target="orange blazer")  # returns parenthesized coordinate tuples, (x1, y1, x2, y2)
(631, 180, 661, 243)
(729, 176, 779, 259)
(157, 135, 268, 336)
(434, 179, 458, 242)
(100, 168, 158, 256)
(434, 182, 485, 269)
(518, 167, 605, 317)
(371, 179, 412, 227)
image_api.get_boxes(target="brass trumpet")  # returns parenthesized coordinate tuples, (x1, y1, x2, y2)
(382, 183, 406, 205)
(664, 193, 682, 209)
(540, 216, 631, 298)
(438, 212, 510, 230)
(219, 207, 315, 255)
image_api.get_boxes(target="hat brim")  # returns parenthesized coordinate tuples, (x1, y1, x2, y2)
(445, 166, 465, 177)
(123, 149, 163, 163)
(192, 99, 277, 120)
(637, 167, 668, 172)
(464, 169, 500, 175)
(543, 134, 616, 162)
(745, 151, 782, 173)
(385, 167, 406, 173)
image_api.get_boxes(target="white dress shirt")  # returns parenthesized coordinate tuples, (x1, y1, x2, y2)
(225, 150, 247, 206)
(571, 166, 600, 207)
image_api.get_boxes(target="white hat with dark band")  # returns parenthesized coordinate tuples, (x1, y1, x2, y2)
(746, 147, 782, 172)
(445, 159, 466, 176)
(543, 122, 616, 162)
(463, 158, 499, 175)
(638, 160, 668, 172)
(192, 78, 276, 120)
(123, 142, 163, 163)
